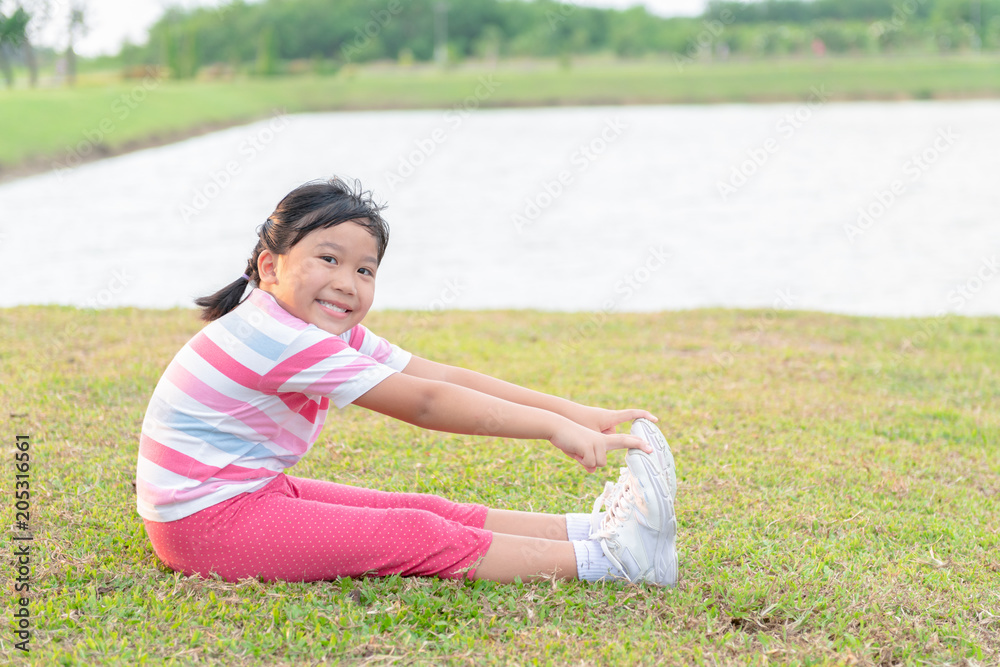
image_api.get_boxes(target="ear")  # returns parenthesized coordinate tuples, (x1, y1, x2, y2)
(257, 249, 280, 286)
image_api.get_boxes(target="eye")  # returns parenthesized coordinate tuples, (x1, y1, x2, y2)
(358, 267, 375, 277)
(321, 255, 338, 265)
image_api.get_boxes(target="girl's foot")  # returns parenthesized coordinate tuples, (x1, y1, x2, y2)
(589, 420, 678, 587)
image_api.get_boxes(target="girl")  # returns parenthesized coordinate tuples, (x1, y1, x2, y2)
(137, 177, 678, 587)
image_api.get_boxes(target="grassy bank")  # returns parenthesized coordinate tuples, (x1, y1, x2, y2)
(3, 55, 1000, 179)
(1, 306, 998, 665)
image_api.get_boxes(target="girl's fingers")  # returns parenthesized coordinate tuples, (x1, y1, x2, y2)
(605, 408, 658, 430)
(625, 408, 658, 423)
(606, 434, 651, 453)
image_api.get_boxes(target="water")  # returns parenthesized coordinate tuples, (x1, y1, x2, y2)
(3, 100, 999, 315)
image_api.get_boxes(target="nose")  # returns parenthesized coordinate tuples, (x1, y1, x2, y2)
(330, 266, 356, 295)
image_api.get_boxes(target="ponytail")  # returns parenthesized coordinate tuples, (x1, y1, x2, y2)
(195, 243, 264, 321)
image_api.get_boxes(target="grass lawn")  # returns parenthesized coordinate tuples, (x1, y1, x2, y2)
(3, 54, 1000, 177)
(1, 305, 998, 665)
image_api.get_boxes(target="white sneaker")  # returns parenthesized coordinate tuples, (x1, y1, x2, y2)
(589, 419, 678, 587)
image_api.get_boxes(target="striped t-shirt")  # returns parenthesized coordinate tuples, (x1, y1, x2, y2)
(136, 288, 411, 522)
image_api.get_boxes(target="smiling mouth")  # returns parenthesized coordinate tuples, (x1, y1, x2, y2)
(318, 299, 350, 313)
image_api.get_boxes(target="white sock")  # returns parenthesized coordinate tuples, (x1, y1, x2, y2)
(564, 513, 592, 541)
(572, 539, 627, 582)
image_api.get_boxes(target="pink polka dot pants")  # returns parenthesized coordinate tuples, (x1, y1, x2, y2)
(143, 474, 493, 583)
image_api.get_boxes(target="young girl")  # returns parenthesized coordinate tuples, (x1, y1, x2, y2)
(137, 177, 678, 587)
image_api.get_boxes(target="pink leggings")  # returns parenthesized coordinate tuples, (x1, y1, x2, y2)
(143, 474, 493, 582)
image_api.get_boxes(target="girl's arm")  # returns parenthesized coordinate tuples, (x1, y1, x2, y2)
(401, 355, 655, 435)
(353, 371, 651, 472)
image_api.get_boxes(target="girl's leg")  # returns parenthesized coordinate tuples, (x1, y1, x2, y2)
(290, 477, 582, 584)
(145, 475, 587, 585)
(472, 533, 578, 583)
(483, 509, 568, 540)
(287, 475, 487, 527)
(290, 475, 574, 542)
(144, 474, 493, 582)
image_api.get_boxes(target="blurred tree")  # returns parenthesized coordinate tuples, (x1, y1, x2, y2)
(933, 0, 1000, 46)
(161, 18, 200, 79)
(65, 2, 86, 85)
(609, 6, 659, 57)
(180, 24, 199, 78)
(256, 23, 278, 75)
(473, 23, 503, 64)
(162, 19, 180, 77)
(15, 0, 60, 86)
(0, 3, 29, 88)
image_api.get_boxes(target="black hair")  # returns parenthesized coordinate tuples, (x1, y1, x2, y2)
(195, 176, 389, 321)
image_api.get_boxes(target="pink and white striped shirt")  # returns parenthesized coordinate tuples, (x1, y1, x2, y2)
(136, 288, 411, 522)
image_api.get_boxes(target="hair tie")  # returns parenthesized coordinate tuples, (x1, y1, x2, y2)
(241, 273, 251, 281)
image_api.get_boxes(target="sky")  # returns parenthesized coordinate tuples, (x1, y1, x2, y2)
(27, 0, 711, 57)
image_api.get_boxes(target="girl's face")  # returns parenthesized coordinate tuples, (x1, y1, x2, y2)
(258, 221, 379, 336)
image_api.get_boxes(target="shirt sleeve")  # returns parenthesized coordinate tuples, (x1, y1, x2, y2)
(263, 327, 410, 409)
(341, 324, 412, 372)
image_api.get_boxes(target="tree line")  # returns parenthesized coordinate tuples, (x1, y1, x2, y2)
(2, 0, 998, 87)
(706, 0, 1000, 23)
(133, 0, 1000, 78)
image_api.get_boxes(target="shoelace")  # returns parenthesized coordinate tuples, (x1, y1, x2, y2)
(589, 467, 626, 532)
(590, 468, 640, 539)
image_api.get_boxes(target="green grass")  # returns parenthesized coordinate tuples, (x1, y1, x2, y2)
(3, 54, 1000, 174)
(1, 306, 998, 665)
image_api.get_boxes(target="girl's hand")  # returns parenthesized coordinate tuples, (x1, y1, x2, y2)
(549, 421, 652, 473)
(574, 406, 659, 435)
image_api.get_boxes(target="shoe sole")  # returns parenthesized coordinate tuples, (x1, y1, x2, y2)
(628, 418, 676, 502)
(626, 418, 679, 586)
(650, 495, 678, 587)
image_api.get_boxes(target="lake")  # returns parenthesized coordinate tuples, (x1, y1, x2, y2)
(3, 100, 998, 316)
